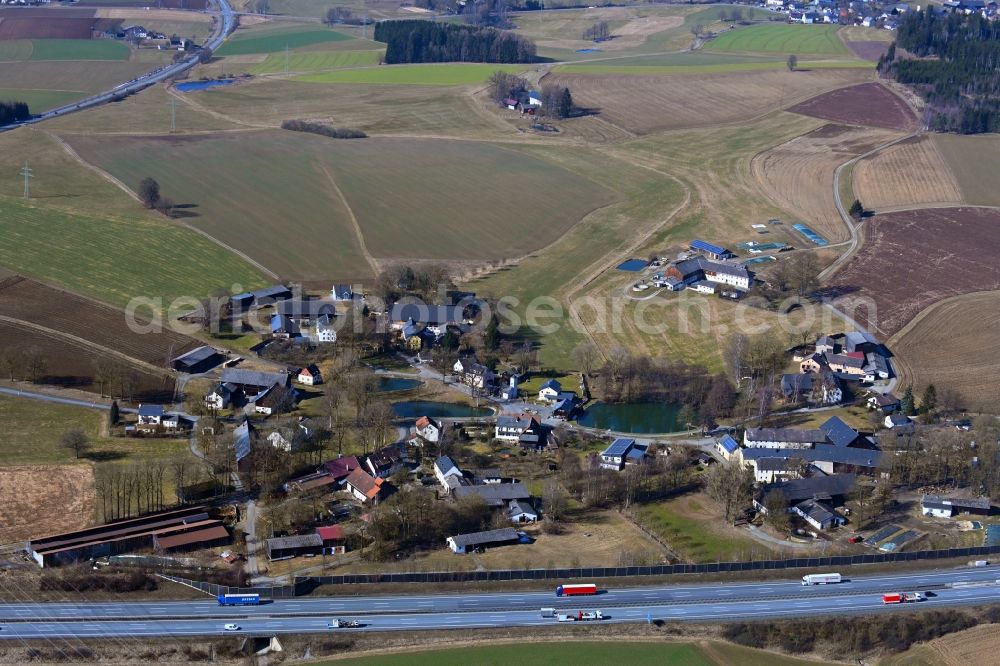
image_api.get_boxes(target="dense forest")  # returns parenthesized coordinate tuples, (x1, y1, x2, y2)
(882, 10, 1000, 133)
(0, 100, 30, 125)
(373, 20, 536, 64)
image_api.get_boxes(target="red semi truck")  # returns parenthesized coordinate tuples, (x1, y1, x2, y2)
(883, 592, 923, 604)
(556, 584, 598, 597)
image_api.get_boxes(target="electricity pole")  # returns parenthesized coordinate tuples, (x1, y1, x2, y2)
(20, 162, 32, 199)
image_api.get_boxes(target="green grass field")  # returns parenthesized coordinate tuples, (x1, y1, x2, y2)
(66, 131, 616, 281)
(28, 39, 130, 61)
(707, 23, 851, 56)
(0, 395, 188, 466)
(297, 63, 526, 86)
(0, 197, 267, 309)
(250, 49, 382, 74)
(312, 641, 837, 666)
(0, 40, 34, 61)
(217, 26, 353, 55)
(634, 498, 772, 563)
(0, 88, 84, 112)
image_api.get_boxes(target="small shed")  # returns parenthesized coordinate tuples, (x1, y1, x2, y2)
(446, 527, 521, 554)
(265, 534, 323, 560)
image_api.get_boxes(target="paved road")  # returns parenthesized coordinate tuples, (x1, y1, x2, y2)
(0, 567, 998, 637)
(1, 0, 234, 131)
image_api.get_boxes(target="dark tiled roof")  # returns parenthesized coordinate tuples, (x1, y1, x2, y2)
(449, 527, 519, 548)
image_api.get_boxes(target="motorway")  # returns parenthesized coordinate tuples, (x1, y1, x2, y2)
(1, 566, 999, 638)
(1, 0, 234, 130)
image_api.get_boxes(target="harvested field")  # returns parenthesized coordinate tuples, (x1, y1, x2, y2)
(0, 276, 200, 366)
(0, 8, 99, 40)
(544, 68, 872, 135)
(890, 291, 1000, 414)
(0, 465, 94, 542)
(923, 623, 1000, 666)
(853, 135, 964, 211)
(0, 320, 177, 401)
(935, 133, 1000, 207)
(67, 131, 617, 280)
(752, 123, 901, 243)
(297, 63, 526, 86)
(511, 6, 685, 55)
(829, 207, 1000, 338)
(788, 82, 917, 131)
(706, 23, 851, 56)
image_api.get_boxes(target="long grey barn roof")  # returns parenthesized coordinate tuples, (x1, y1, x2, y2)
(762, 474, 857, 503)
(221, 368, 288, 389)
(453, 483, 530, 505)
(742, 445, 881, 468)
(745, 428, 828, 444)
(448, 527, 520, 548)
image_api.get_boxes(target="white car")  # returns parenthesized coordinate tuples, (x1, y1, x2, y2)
(223, 623, 240, 631)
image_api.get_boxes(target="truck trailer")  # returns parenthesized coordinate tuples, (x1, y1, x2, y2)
(801, 573, 842, 586)
(556, 583, 598, 596)
(883, 592, 923, 604)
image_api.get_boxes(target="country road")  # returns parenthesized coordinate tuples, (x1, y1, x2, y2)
(0, 0, 235, 131)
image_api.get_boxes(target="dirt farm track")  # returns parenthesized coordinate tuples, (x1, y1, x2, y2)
(829, 207, 1000, 338)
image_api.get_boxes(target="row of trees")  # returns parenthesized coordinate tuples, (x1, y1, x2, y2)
(885, 11, 1000, 133)
(0, 100, 30, 126)
(374, 20, 536, 64)
(93, 459, 188, 522)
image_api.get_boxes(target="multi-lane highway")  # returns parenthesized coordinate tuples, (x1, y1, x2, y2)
(0, 566, 998, 638)
(1, 0, 234, 131)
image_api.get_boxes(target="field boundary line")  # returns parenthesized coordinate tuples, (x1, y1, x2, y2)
(317, 162, 380, 275)
(165, 84, 272, 129)
(46, 129, 281, 281)
(886, 289, 1000, 350)
(0, 315, 170, 376)
(873, 202, 1000, 215)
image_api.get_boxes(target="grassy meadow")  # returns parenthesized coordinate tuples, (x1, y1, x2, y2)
(297, 63, 528, 85)
(217, 24, 353, 55)
(66, 131, 617, 281)
(707, 23, 852, 56)
(249, 49, 382, 74)
(935, 133, 1000, 207)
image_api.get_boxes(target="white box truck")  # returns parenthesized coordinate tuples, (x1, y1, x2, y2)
(801, 573, 842, 585)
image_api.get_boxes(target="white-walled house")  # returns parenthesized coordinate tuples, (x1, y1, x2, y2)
(434, 456, 463, 488)
(538, 379, 562, 402)
(415, 416, 441, 443)
(297, 364, 323, 386)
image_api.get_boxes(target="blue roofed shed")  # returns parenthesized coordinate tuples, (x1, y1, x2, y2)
(716, 434, 739, 459)
(690, 239, 728, 259)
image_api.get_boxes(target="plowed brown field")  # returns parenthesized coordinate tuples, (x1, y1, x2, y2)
(544, 68, 872, 134)
(0, 465, 94, 542)
(829, 207, 1000, 337)
(789, 82, 918, 131)
(853, 135, 964, 211)
(752, 123, 901, 242)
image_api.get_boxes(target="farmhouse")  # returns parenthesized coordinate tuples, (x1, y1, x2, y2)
(344, 467, 386, 505)
(205, 382, 237, 409)
(365, 444, 406, 478)
(316, 524, 347, 554)
(599, 438, 648, 470)
(270, 314, 299, 339)
(868, 393, 901, 413)
(664, 256, 752, 291)
(297, 364, 323, 386)
(220, 368, 290, 395)
(780, 372, 842, 405)
(738, 444, 882, 478)
(321, 455, 362, 484)
(137, 403, 165, 428)
(389, 303, 466, 337)
(171, 346, 223, 374)
(885, 414, 915, 432)
(283, 471, 336, 494)
(232, 285, 293, 310)
(453, 357, 495, 391)
(920, 495, 991, 518)
(265, 534, 323, 560)
(446, 527, 521, 554)
(276, 299, 336, 326)
(804, 331, 892, 383)
(755, 474, 856, 514)
(744, 427, 827, 450)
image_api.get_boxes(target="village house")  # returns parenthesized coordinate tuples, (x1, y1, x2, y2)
(453, 356, 496, 391)
(495, 414, 543, 447)
(344, 467, 386, 505)
(365, 444, 406, 478)
(254, 383, 296, 416)
(219, 368, 290, 397)
(314, 314, 338, 343)
(781, 371, 842, 405)
(715, 434, 740, 461)
(205, 382, 237, 410)
(885, 414, 915, 432)
(868, 393, 901, 413)
(389, 303, 466, 338)
(434, 456, 464, 489)
(415, 416, 442, 443)
(316, 524, 347, 554)
(276, 299, 336, 327)
(738, 444, 882, 480)
(330, 284, 354, 301)
(537, 379, 562, 402)
(507, 499, 538, 523)
(452, 482, 531, 507)
(754, 474, 856, 516)
(136, 404, 165, 428)
(664, 256, 752, 291)
(297, 364, 323, 386)
(599, 438, 648, 470)
(792, 498, 846, 531)
(270, 313, 299, 339)
(321, 456, 362, 485)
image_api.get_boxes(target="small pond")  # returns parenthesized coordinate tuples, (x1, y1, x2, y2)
(392, 401, 493, 419)
(176, 78, 237, 93)
(377, 377, 422, 393)
(574, 402, 686, 434)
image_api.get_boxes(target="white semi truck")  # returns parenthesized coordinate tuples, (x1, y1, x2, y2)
(801, 573, 842, 585)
